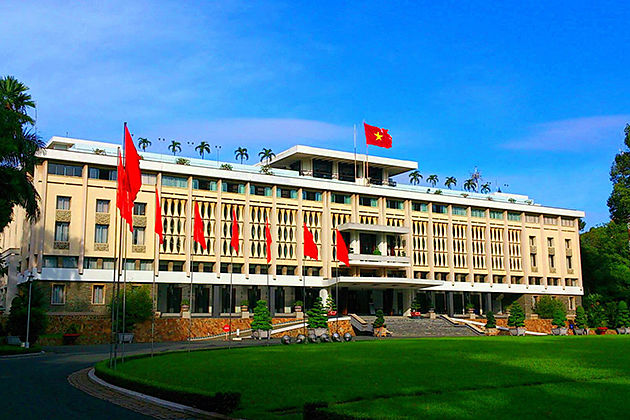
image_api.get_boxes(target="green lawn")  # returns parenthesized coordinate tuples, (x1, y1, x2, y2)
(95, 336, 630, 419)
(0, 344, 42, 356)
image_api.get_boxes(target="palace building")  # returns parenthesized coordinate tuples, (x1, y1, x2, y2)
(0, 137, 585, 319)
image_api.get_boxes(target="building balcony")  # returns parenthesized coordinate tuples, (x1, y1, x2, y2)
(348, 253, 410, 268)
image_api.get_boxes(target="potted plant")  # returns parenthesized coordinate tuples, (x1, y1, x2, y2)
(485, 311, 498, 335)
(551, 308, 568, 335)
(250, 300, 272, 339)
(616, 301, 630, 334)
(507, 302, 526, 336)
(410, 296, 422, 319)
(62, 323, 81, 345)
(574, 306, 588, 335)
(465, 303, 476, 319)
(326, 296, 337, 317)
(180, 298, 190, 313)
(109, 286, 152, 344)
(306, 297, 329, 337)
(293, 300, 303, 313)
(373, 309, 387, 337)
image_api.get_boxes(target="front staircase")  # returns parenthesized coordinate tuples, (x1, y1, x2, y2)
(353, 315, 481, 337)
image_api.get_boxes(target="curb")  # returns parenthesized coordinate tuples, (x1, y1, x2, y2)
(0, 351, 45, 359)
(87, 368, 234, 419)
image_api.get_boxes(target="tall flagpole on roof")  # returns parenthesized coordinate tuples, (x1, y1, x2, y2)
(109, 147, 122, 369)
(353, 124, 357, 180)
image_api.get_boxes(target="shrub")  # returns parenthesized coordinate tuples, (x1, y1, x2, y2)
(584, 294, 607, 328)
(325, 296, 336, 312)
(7, 282, 48, 344)
(108, 286, 152, 333)
(485, 311, 496, 328)
(251, 300, 272, 331)
(373, 309, 386, 329)
(260, 165, 273, 175)
(465, 303, 475, 311)
(65, 323, 80, 334)
(175, 158, 190, 165)
(552, 308, 567, 328)
(306, 297, 328, 329)
(220, 163, 233, 170)
(239, 299, 249, 307)
(411, 295, 422, 312)
(293, 300, 303, 307)
(507, 302, 525, 327)
(575, 306, 588, 329)
(616, 301, 630, 328)
(534, 296, 565, 319)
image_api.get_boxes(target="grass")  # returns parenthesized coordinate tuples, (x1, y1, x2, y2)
(95, 336, 630, 419)
(0, 344, 42, 356)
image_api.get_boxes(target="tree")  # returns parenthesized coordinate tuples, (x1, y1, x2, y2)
(534, 296, 565, 319)
(195, 141, 211, 159)
(607, 124, 630, 222)
(7, 282, 48, 343)
(584, 294, 607, 328)
(373, 309, 386, 328)
(251, 300, 272, 331)
(617, 301, 630, 328)
(426, 174, 438, 187)
(234, 147, 249, 164)
(480, 182, 491, 194)
(552, 308, 567, 328)
(258, 148, 275, 164)
(463, 179, 477, 192)
(108, 286, 152, 332)
(408, 170, 422, 185)
(306, 297, 328, 329)
(325, 296, 336, 312)
(507, 302, 525, 327)
(575, 306, 588, 329)
(444, 176, 457, 189)
(485, 311, 496, 328)
(0, 75, 35, 121)
(168, 140, 181, 156)
(137, 137, 151, 152)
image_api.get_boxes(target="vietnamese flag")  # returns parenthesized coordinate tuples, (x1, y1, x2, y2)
(231, 208, 239, 254)
(303, 223, 319, 260)
(154, 187, 163, 245)
(193, 201, 206, 250)
(116, 150, 133, 232)
(335, 229, 350, 267)
(124, 123, 142, 202)
(364, 122, 392, 149)
(265, 217, 272, 264)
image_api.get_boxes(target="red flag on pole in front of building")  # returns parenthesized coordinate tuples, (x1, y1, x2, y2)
(335, 229, 350, 267)
(154, 187, 163, 245)
(364, 122, 393, 149)
(116, 150, 133, 232)
(265, 217, 272, 264)
(303, 223, 319, 260)
(231, 208, 239, 254)
(124, 123, 142, 202)
(193, 201, 206, 250)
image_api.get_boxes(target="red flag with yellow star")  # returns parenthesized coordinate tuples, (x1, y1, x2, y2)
(364, 122, 392, 149)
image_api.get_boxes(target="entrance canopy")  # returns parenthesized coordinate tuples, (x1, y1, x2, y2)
(332, 276, 444, 289)
(337, 222, 409, 235)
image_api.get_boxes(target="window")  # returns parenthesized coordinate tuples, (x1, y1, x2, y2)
(508, 212, 521, 221)
(250, 185, 272, 196)
(55, 222, 69, 242)
(141, 173, 157, 185)
(530, 253, 537, 267)
(51, 284, 66, 305)
(94, 224, 109, 243)
(83, 258, 115, 269)
(338, 162, 355, 182)
(43, 256, 58, 268)
(96, 199, 110, 213)
(432, 204, 447, 214)
(547, 238, 554, 248)
(568, 296, 576, 311)
(561, 218, 575, 227)
(565, 239, 571, 249)
(62, 257, 78, 268)
(566, 278, 578, 287)
(56, 196, 70, 210)
(88, 167, 117, 180)
(313, 159, 333, 179)
(471, 208, 485, 218)
(529, 236, 536, 246)
(92, 285, 105, 305)
(48, 163, 82, 177)
(452, 206, 467, 216)
(133, 203, 146, 215)
(490, 210, 503, 220)
(162, 175, 188, 188)
(222, 182, 245, 194)
(543, 216, 557, 225)
(566, 255, 573, 270)
(549, 254, 555, 268)
(133, 227, 146, 245)
(387, 199, 403, 210)
(412, 202, 427, 212)
(331, 193, 351, 204)
(526, 214, 539, 223)
(302, 190, 322, 201)
(193, 178, 217, 191)
(277, 188, 298, 199)
(359, 196, 377, 207)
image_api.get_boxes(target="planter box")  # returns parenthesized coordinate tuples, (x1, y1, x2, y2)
(308, 328, 328, 337)
(251, 330, 271, 340)
(466, 309, 476, 319)
(410, 311, 422, 319)
(327, 311, 338, 317)
(596, 327, 608, 335)
(616, 327, 628, 335)
(294, 306, 302, 313)
(509, 327, 526, 336)
(62, 333, 80, 345)
(574, 327, 588, 335)
(117, 333, 134, 344)
(551, 327, 568, 336)
(485, 327, 498, 336)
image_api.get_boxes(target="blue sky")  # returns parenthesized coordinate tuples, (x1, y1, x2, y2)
(2, 1, 629, 227)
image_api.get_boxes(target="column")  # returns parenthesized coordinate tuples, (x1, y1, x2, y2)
(212, 285, 221, 317)
(446, 291, 454, 317)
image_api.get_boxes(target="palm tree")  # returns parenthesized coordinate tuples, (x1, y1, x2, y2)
(195, 141, 211, 159)
(0, 75, 36, 123)
(137, 137, 151, 152)
(168, 140, 182, 156)
(444, 176, 457, 189)
(426, 174, 439, 188)
(463, 179, 477, 192)
(258, 148, 276, 164)
(234, 147, 249, 164)
(480, 182, 492, 194)
(408, 170, 422, 185)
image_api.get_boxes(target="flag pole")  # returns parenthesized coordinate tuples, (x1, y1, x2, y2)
(151, 218, 157, 358)
(353, 124, 357, 180)
(336, 259, 339, 336)
(121, 226, 128, 363)
(188, 252, 194, 351)
(109, 148, 121, 369)
(267, 259, 270, 345)
(229, 253, 233, 349)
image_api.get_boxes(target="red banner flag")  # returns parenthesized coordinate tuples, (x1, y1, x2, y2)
(116, 150, 133, 232)
(231, 208, 239, 253)
(193, 201, 206, 250)
(265, 217, 272, 264)
(364, 122, 392, 149)
(124, 124, 142, 202)
(303, 223, 319, 260)
(154, 187, 163, 245)
(335, 229, 350, 267)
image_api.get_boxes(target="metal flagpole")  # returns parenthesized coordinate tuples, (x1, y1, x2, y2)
(121, 228, 128, 362)
(109, 148, 122, 368)
(336, 259, 339, 336)
(353, 124, 357, 180)
(188, 254, 194, 351)
(267, 262, 271, 345)
(229, 254, 233, 349)
(114, 217, 124, 369)
(151, 215, 157, 357)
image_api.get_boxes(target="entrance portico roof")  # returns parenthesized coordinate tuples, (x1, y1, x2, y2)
(329, 276, 445, 289)
(337, 222, 409, 235)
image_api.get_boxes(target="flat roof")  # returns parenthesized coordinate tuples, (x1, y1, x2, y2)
(266, 145, 418, 176)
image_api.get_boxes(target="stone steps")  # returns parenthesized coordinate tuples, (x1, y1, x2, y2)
(359, 315, 479, 337)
